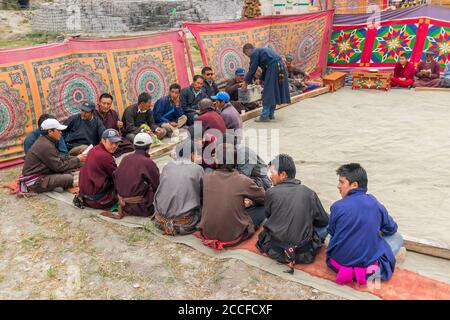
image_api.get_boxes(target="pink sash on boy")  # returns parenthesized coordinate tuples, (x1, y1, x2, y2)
(329, 258, 379, 286)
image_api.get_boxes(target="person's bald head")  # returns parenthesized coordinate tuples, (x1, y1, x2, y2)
(198, 98, 214, 113)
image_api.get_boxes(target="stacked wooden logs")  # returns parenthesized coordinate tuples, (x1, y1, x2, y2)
(241, 0, 262, 19)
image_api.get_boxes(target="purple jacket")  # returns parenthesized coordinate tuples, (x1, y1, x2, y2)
(220, 102, 243, 132)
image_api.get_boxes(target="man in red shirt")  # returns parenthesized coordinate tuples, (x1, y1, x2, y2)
(195, 98, 227, 138)
(391, 53, 415, 88)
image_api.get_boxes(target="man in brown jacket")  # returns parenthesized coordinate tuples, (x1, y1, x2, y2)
(22, 119, 86, 193)
(197, 143, 265, 250)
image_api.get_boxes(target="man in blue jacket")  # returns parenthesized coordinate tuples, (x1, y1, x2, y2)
(326, 163, 405, 283)
(153, 83, 187, 137)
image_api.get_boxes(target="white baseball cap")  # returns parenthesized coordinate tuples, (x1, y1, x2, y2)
(40, 118, 67, 131)
(134, 132, 154, 147)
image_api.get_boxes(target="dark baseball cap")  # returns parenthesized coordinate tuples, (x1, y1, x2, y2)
(101, 129, 122, 143)
(80, 102, 96, 112)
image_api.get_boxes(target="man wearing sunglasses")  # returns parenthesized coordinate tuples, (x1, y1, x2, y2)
(201, 66, 219, 98)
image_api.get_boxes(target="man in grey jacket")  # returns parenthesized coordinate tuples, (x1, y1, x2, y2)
(152, 139, 204, 235)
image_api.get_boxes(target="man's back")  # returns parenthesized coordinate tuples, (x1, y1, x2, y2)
(197, 110, 227, 134)
(115, 151, 159, 197)
(154, 160, 204, 217)
(327, 188, 397, 268)
(220, 103, 243, 131)
(199, 169, 265, 241)
(264, 179, 329, 245)
(79, 143, 116, 196)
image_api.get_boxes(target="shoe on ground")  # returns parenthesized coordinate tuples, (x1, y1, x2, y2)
(255, 117, 270, 123)
(269, 115, 275, 120)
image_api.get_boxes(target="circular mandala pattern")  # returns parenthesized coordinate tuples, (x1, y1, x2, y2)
(348, 0, 358, 9)
(47, 61, 107, 120)
(0, 100, 12, 138)
(126, 56, 171, 103)
(0, 81, 27, 146)
(296, 35, 315, 62)
(219, 48, 245, 80)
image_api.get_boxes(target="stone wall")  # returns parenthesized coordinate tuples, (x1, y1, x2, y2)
(31, 0, 244, 33)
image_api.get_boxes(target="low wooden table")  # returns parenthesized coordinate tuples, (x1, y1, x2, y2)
(352, 70, 392, 91)
(322, 72, 347, 92)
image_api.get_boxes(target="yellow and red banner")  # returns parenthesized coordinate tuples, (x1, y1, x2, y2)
(0, 31, 189, 168)
(184, 11, 334, 84)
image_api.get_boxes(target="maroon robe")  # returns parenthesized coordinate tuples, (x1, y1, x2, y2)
(79, 143, 117, 209)
(95, 109, 134, 157)
(114, 151, 160, 217)
(196, 110, 227, 136)
(414, 60, 441, 88)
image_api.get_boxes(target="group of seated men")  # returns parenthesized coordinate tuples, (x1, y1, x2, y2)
(20, 63, 406, 284)
(21, 106, 405, 284)
(390, 50, 450, 88)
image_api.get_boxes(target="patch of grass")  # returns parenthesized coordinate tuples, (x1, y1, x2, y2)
(47, 266, 57, 278)
(0, 31, 61, 48)
(126, 230, 150, 245)
(21, 234, 52, 250)
(0, 0, 19, 10)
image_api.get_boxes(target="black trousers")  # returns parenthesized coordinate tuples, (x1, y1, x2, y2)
(246, 205, 266, 226)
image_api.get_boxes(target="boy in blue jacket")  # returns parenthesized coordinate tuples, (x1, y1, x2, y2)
(326, 163, 405, 284)
(153, 83, 187, 137)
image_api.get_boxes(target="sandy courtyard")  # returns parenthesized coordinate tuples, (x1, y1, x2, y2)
(246, 87, 450, 246)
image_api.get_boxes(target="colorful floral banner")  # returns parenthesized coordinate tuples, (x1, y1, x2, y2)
(329, 8, 449, 70)
(0, 31, 189, 168)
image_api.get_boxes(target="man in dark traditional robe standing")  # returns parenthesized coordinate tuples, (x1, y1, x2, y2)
(108, 133, 160, 219)
(242, 43, 290, 122)
(414, 50, 441, 88)
(95, 93, 134, 157)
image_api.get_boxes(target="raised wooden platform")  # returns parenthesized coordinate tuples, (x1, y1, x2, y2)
(240, 86, 330, 122)
(414, 87, 450, 92)
(152, 86, 332, 159)
(403, 235, 450, 261)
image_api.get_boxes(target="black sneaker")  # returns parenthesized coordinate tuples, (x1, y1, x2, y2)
(269, 115, 275, 120)
(255, 117, 270, 123)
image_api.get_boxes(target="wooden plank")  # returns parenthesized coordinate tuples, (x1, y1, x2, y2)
(414, 87, 450, 92)
(240, 86, 330, 122)
(289, 86, 330, 104)
(403, 235, 450, 260)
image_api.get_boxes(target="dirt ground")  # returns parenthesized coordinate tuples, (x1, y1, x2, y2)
(0, 5, 342, 300)
(0, 166, 341, 300)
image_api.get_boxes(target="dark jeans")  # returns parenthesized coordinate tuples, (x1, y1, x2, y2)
(246, 205, 266, 226)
